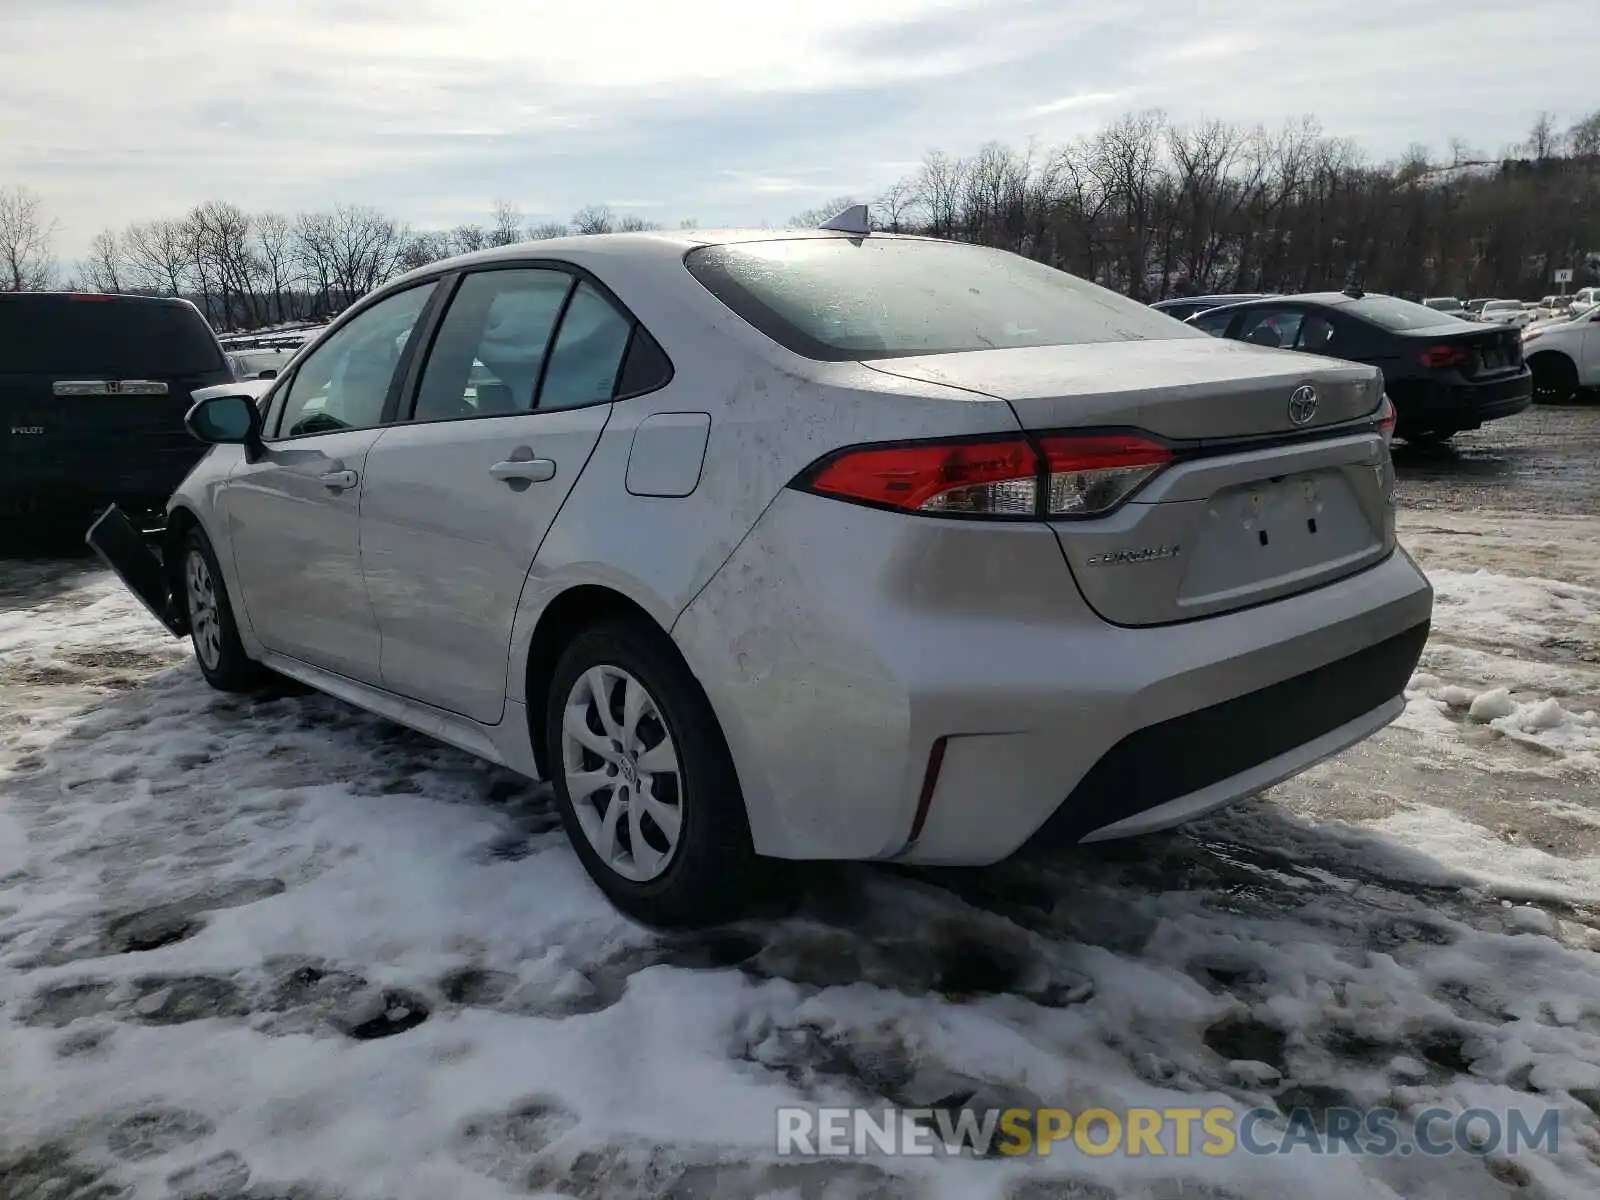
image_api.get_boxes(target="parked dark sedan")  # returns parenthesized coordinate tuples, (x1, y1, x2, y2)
(1186, 291, 1532, 443)
(1150, 293, 1273, 322)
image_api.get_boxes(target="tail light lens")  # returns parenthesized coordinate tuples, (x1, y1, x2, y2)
(1036, 434, 1173, 516)
(796, 432, 1172, 519)
(1417, 344, 1469, 369)
(1376, 394, 1396, 444)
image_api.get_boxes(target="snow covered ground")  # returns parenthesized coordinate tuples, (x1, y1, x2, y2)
(2, 508, 1599, 1200)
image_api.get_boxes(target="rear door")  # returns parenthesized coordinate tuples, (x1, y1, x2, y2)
(359, 267, 630, 723)
(0, 294, 232, 511)
(226, 282, 438, 683)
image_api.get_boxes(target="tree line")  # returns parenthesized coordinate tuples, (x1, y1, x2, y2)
(2, 108, 1597, 330)
(850, 107, 1600, 302)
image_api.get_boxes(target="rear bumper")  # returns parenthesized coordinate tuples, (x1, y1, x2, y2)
(1391, 370, 1533, 432)
(673, 488, 1434, 864)
(84, 505, 186, 636)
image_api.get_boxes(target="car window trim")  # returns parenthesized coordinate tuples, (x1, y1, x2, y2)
(262, 277, 446, 445)
(391, 258, 670, 428)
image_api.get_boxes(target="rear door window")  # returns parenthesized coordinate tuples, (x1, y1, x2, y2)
(537, 282, 634, 410)
(409, 269, 573, 422)
(1235, 308, 1304, 349)
(0, 297, 224, 376)
(1188, 308, 1237, 337)
(1293, 313, 1338, 354)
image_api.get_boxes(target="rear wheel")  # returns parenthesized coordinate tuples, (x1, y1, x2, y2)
(543, 618, 759, 927)
(182, 527, 266, 693)
(1530, 354, 1579, 405)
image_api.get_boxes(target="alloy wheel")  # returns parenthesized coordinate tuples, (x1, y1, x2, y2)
(560, 665, 683, 882)
(184, 549, 223, 671)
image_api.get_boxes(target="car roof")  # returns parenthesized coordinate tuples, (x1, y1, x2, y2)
(385, 227, 945, 289)
(0, 290, 195, 309)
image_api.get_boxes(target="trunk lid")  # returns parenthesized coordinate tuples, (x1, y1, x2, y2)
(864, 337, 1383, 440)
(867, 338, 1394, 626)
(1397, 323, 1524, 377)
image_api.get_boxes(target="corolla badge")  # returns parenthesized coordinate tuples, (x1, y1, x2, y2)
(1288, 384, 1319, 426)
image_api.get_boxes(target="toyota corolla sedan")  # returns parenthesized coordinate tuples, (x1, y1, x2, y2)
(89, 219, 1432, 926)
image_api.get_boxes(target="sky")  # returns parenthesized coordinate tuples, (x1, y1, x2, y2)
(1, 0, 1595, 259)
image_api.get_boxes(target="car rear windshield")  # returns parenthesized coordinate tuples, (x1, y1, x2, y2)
(0, 296, 225, 376)
(1341, 294, 1466, 331)
(683, 237, 1204, 360)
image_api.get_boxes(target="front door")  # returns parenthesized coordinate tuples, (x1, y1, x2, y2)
(226, 282, 438, 683)
(361, 268, 633, 722)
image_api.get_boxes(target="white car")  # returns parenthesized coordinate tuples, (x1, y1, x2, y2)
(1477, 300, 1535, 330)
(1522, 302, 1600, 402)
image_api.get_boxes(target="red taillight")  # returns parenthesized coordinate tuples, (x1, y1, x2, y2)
(67, 292, 117, 302)
(1418, 343, 1469, 369)
(804, 437, 1038, 515)
(1377, 395, 1396, 443)
(796, 432, 1172, 518)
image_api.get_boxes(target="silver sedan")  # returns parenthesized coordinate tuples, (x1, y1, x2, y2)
(90, 220, 1433, 925)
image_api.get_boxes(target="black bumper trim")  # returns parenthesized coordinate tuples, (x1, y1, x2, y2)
(85, 505, 186, 637)
(1022, 621, 1430, 849)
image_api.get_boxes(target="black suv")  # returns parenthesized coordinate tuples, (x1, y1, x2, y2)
(2, 293, 232, 530)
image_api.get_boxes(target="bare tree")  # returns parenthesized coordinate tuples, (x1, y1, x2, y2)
(617, 213, 660, 232)
(296, 205, 408, 311)
(527, 220, 570, 239)
(571, 204, 615, 235)
(448, 224, 489, 255)
(397, 230, 451, 273)
(1569, 110, 1600, 159)
(876, 179, 915, 232)
(80, 228, 125, 293)
(0, 185, 57, 291)
(122, 218, 191, 296)
(254, 212, 299, 323)
(1525, 112, 1564, 160)
(488, 200, 524, 246)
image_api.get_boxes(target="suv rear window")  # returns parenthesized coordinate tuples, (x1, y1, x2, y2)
(0, 296, 225, 375)
(684, 237, 1203, 360)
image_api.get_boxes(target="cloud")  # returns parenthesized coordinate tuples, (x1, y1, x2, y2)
(1020, 92, 1129, 119)
(0, 0, 1592, 258)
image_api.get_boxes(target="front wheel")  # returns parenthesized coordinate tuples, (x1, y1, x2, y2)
(543, 618, 759, 927)
(182, 527, 266, 693)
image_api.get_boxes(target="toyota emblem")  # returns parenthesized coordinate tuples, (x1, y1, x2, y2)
(1288, 384, 1318, 426)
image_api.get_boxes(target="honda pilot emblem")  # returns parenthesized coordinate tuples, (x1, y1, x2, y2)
(1288, 384, 1318, 426)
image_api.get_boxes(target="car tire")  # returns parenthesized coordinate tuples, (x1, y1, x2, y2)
(543, 617, 760, 927)
(181, 526, 266, 693)
(1530, 354, 1579, 405)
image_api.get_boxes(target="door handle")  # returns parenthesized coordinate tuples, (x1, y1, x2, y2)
(489, 458, 556, 484)
(319, 469, 359, 491)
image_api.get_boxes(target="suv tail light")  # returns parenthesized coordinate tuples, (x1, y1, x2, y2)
(1417, 343, 1469, 369)
(795, 432, 1173, 519)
